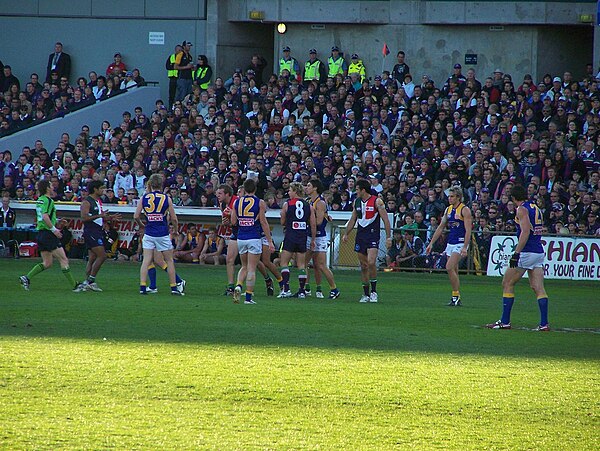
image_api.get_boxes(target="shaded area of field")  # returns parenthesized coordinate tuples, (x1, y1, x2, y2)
(1, 261, 598, 360)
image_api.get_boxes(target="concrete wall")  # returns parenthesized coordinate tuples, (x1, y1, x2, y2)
(0, 86, 160, 154)
(276, 22, 592, 86)
(0, 0, 207, 103)
(207, 0, 274, 82)
(0, 0, 596, 101)
(230, 0, 596, 25)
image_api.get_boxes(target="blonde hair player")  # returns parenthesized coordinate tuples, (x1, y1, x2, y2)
(426, 186, 472, 306)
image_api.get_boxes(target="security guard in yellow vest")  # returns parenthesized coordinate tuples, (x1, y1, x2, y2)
(327, 46, 348, 78)
(304, 48, 326, 85)
(348, 53, 366, 83)
(279, 46, 300, 80)
(192, 55, 212, 90)
(166, 44, 182, 107)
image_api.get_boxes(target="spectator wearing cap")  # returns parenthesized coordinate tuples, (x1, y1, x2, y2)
(166, 44, 183, 107)
(304, 48, 326, 85)
(193, 55, 212, 90)
(45, 42, 71, 83)
(120, 71, 137, 90)
(327, 46, 348, 78)
(174, 40, 194, 101)
(550, 201, 565, 230)
(444, 63, 466, 92)
(279, 46, 300, 81)
(348, 53, 366, 84)
(106, 52, 126, 77)
(549, 76, 564, 101)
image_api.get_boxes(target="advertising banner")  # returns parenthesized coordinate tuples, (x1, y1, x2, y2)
(487, 235, 600, 281)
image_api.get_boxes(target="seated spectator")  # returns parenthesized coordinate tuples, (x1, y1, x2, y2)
(106, 53, 126, 77)
(173, 223, 205, 263)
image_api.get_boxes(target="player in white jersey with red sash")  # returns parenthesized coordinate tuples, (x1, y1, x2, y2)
(342, 179, 392, 303)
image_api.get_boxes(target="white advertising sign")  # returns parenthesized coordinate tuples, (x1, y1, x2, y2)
(487, 235, 600, 281)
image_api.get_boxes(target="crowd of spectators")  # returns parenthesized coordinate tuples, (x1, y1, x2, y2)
(1, 45, 599, 263)
(0, 43, 146, 137)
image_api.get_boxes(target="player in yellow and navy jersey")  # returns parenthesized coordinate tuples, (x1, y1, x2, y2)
(486, 184, 550, 331)
(134, 174, 182, 296)
(426, 186, 472, 306)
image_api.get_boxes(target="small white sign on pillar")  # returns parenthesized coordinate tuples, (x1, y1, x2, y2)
(149, 32, 165, 45)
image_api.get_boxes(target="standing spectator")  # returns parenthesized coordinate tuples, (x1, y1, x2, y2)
(327, 46, 347, 79)
(106, 52, 126, 77)
(192, 55, 212, 91)
(166, 44, 182, 108)
(1, 65, 20, 93)
(45, 42, 71, 83)
(348, 53, 366, 83)
(278, 46, 300, 81)
(392, 50, 409, 86)
(304, 49, 326, 85)
(1, 191, 16, 227)
(246, 54, 268, 86)
(174, 40, 194, 102)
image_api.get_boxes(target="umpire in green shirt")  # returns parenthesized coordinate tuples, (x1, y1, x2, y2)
(20, 179, 82, 292)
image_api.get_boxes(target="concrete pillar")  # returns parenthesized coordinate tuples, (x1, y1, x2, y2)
(205, 0, 219, 72)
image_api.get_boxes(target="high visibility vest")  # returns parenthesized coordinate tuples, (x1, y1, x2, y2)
(304, 60, 321, 81)
(328, 56, 344, 77)
(193, 66, 210, 89)
(348, 60, 366, 82)
(279, 58, 296, 76)
(167, 54, 178, 78)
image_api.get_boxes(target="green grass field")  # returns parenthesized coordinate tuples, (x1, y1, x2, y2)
(0, 259, 598, 449)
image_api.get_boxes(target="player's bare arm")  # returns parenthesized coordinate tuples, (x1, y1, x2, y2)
(342, 208, 358, 243)
(461, 206, 472, 257)
(376, 197, 392, 248)
(259, 200, 275, 251)
(426, 212, 448, 254)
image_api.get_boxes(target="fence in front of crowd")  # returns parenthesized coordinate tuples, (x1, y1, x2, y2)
(332, 226, 600, 282)
(5, 201, 599, 282)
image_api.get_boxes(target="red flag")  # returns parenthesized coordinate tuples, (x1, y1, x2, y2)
(382, 43, 390, 57)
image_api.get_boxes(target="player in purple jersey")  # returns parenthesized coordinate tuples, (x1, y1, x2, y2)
(230, 179, 274, 304)
(78, 180, 121, 292)
(426, 186, 472, 306)
(134, 174, 182, 296)
(486, 184, 550, 331)
(277, 182, 316, 299)
(305, 179, 339, 299)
